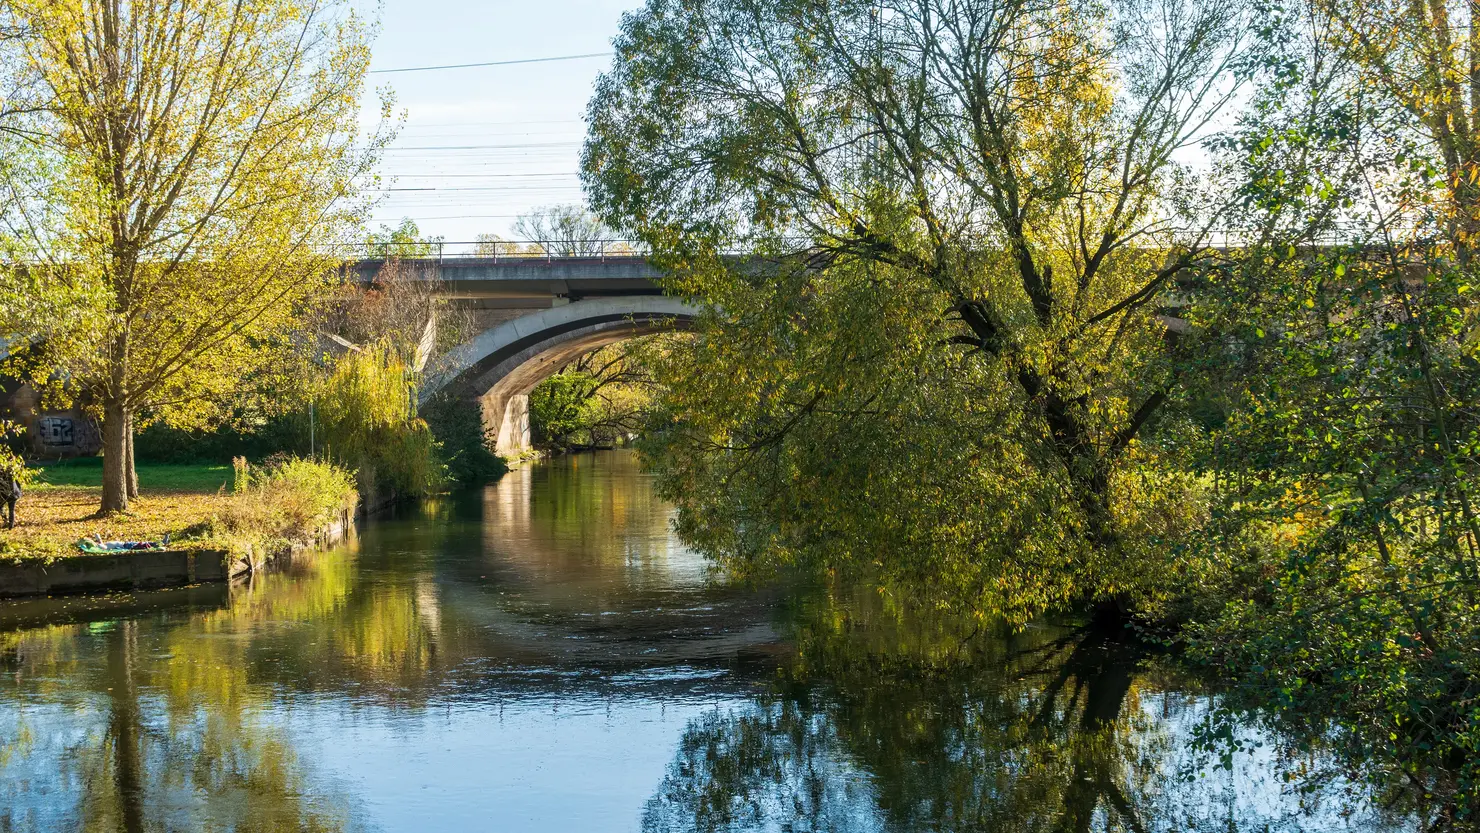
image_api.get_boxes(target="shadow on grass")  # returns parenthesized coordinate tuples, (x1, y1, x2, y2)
(29, 458, 232, 493)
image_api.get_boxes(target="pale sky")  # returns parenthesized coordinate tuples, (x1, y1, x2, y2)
(359, 0, 644, 243)
(358, 1, 1238, 246)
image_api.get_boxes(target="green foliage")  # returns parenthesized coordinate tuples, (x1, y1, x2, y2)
(529, 371, 600, 449)
(0, 0, 390, 514)
(130, 363, 503, 490)
(133, 410, 311, 465)
(420, 393, 507, 485)
(365, 218, 441, 259)
(1185, 246, 1480, 816)
(1175, 4, 1480, 817)
(584, 0, 1245, 624)
(581, 0, 1480, 817)
(315, 342, 447, 498)
(529, 341, 663, 451)
(215, 456, 357, 543)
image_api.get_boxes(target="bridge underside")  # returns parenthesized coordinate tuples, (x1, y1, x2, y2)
(425, 297, 698, 456)
(476, 317, 681, 455)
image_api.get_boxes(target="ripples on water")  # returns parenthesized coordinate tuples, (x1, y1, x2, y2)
(0, 450, 1417, 831)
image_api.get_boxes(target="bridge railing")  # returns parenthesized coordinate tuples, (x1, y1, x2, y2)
(342, 239, 653, 261)
(339, 237, 815, 261)
(341, 227, 1432, 263)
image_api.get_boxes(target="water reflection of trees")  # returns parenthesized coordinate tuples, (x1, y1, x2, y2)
(0, 621, 355, 832)
(0, 539, 459, 829)
(0, 456, 1424, 830)
(642, 585, 1409, 833)
(0, 457, 776, 831)
(479, 451, 704, 594)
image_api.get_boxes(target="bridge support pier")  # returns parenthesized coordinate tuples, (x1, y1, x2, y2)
(493, 394, 531, 456)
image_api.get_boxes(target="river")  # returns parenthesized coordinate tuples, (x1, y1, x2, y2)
(0, 450, 1415, 831)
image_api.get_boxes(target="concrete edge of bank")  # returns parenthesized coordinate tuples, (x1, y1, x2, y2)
(0, 507, 359, 599)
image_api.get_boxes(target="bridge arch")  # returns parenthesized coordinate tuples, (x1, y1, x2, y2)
(423, 296, 699, 455)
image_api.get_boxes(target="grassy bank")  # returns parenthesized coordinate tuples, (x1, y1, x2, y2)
(34, 457, 231, 491)
(1, 457, 355, 564)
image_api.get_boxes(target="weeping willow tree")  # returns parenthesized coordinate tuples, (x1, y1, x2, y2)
(584, 0, 1251, 621)
(315, 342, 446, 499)
(0, 0, 390, 514)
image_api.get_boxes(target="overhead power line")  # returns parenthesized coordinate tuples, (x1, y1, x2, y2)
(370, 213, 534, 220)
(384, 141, 581, 150)
(378, 181, 580, 189)
(371, 52, 612, 74)
(370, 172, 581, 179)
(398, 118, 583, 127)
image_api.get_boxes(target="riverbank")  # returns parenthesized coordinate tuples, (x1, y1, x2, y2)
(0, 457, 358, 597)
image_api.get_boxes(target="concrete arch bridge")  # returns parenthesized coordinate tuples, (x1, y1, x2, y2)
(350, 253, 697, 456)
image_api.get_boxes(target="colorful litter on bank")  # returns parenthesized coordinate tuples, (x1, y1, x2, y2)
(75, 533, 172, 554)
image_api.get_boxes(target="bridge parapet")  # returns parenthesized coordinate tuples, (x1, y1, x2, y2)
(348, 253, 666, 303)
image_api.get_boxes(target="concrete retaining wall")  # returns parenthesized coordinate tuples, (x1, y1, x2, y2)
(0, 549, 236, 597)
(0, 582, 233, 629)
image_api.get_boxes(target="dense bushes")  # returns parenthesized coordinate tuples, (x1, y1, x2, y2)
(1174, 243, 1480, 818)
(529, 371, 600, 449)
(132, 344, 507, 496)
(527, 341, 659, 451)
(215, 456, 357, 544)
(420, 392, 507, 484)
(135, 410, 309, 464)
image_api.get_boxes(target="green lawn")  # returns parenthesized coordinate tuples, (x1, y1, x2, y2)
(31, 458, 232, 492)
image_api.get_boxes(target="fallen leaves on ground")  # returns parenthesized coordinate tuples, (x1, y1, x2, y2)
(0, 485, 228, 561)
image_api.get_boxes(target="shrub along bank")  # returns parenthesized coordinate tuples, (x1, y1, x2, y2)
(212, 456, 358, 556)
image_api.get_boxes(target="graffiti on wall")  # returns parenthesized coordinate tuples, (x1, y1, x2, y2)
(37, 416, 75, 447)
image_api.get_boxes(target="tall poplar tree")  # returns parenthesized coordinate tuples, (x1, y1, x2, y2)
(1, 0, 388, 513)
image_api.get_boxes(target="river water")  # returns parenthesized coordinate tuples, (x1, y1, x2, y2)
(0, 450, 1413, 831)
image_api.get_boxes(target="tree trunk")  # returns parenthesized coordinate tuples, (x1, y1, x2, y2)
(1077, 462, 1115, 550)
(107, 622, 146, 833)
(125, 410, 138, 500)
(1041, 391, 1117, 548)
(101, 399, 130, 514)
